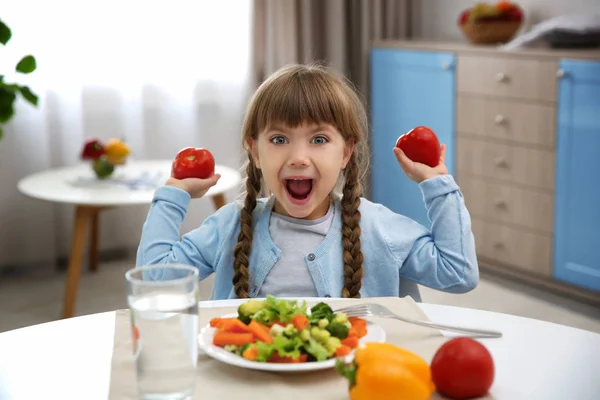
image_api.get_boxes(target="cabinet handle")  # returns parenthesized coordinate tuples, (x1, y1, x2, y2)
(495, 72, 508, 82)
(494, 157, 508, 168)
(442, 61, 451, 70)
(556, 69, 566, 79)
(494, 114, 506, 124)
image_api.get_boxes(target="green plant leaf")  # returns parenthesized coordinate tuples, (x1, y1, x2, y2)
(0, 105, 15, 123)
(0, 20, 11, 45)
(16, 55, 36, 74)
(0, 87, 16, 106)
(0, 126, 3, 140)
(19, 86, 38, 106)
(0, 87, 16, 123)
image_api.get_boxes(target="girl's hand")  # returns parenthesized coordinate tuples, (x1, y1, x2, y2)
(166, 174, 221, 199)
(393, 144, 449, 183)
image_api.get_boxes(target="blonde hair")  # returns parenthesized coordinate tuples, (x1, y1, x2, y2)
(233, 63, 370, 298)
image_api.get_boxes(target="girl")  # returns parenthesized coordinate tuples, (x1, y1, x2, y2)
(136, 64, 478, 300)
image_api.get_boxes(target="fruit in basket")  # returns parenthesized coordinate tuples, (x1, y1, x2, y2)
(431, 337, 495, 399)
(336, 342, 435, 400)
(468, 2, 503, 22)
(171, 147, 215, 180)
(458, 1, 523, 25)
(395, 126, 441, 168)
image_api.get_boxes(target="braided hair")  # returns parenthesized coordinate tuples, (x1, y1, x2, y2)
(234, 63, 370, 298)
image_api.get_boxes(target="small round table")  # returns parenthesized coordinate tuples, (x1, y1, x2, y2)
(17, 160, 242, 319)
(0, 301, 599, 400)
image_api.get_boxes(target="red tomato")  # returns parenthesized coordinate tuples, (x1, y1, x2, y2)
(395, 126, 441, 168)
(431, 337, 495, 399)
(171, 147, 215, 180)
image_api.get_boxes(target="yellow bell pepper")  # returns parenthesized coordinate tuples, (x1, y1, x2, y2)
(104, 138, 130, 165)
(336, 342, 435, 400)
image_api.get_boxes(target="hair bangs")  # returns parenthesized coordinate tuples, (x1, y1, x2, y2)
(251, 67, 355, 138)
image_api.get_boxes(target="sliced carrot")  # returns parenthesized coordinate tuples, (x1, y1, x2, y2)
(341, 336, 360, 349)
(219, 318, 251, 334)
(242, 346, 259, 361)
(355, 325, 367, 338)
(334, 344, 352, 357)
(349, 317, 367, 327)
(349, 326, 367, 338)
(348, 317, 368, 338)
(209, 318, 222, 328)
(291, 314, 309, 331)
(212, 331, 254, 347)
(215, 317, 235, 329)
(268, 353, 308, 363)
(248, 320, 273, 344)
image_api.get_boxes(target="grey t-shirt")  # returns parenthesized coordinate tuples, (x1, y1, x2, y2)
(257, 203, 334, 297)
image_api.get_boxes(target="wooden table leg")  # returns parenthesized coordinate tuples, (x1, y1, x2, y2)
(89, 209, 100, 272)
(211, 193, 226, 210)
(63, 206, 93, 319)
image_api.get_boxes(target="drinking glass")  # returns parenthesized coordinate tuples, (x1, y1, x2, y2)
(125, 264, 199, 400)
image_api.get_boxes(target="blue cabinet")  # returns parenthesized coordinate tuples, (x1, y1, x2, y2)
(370, 48, 456, 228)
(554, 59, 600, 293)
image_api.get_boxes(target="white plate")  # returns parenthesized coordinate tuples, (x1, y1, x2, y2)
(197, 312, 386, 372)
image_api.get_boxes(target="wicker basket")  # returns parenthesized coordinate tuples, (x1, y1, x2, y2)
(460, 20, 522, 45)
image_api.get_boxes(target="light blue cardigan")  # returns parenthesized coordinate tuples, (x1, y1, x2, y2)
(136, 174, 479, 299)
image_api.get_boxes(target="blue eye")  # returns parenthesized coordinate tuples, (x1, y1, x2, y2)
(312, 136, 328, 145)
(271, 136, 287, 145)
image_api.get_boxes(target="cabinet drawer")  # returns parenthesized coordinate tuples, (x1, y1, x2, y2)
(457, 136, 555, 190)
(457, 95, 556, 148)
(472, 218, 552, 277)
(457, 55, 557, 102)
(460, 176, 554, 233)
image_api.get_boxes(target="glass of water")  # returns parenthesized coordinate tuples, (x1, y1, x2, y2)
(125, 264, 199, 400)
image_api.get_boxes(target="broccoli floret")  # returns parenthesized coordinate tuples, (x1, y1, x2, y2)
(300, 328, 310, 341)
(283, 323, 297, 337)
(237, 299, 267, 324)
(332, 312, 348, 324)
(224, 344, 244, 356)
(252, 308, 278, 326)
(327, 321, 349, 339)
(309, 302, 334, 323)
(303, 337, 330, 362)
(324, 337, 342, 356)
(310, 326, 331, 343)
(318, 318, 329, 329)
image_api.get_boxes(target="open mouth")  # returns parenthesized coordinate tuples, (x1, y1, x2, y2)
(284, 178, 314, 202)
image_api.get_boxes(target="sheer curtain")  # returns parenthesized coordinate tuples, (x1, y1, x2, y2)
(0, 0, 252, 268)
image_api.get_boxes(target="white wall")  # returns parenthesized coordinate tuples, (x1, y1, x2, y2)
(417, 0, 600, 41)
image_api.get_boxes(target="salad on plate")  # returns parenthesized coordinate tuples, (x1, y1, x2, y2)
(209, 295, 368, 363)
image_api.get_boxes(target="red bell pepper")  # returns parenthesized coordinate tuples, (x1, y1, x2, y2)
(81, 138, 105, 160)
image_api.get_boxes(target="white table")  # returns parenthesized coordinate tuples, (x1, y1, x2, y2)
(16, 160, 242, 319)
(0, 300, 598, 400)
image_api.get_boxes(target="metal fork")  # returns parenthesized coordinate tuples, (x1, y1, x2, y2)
(334, 303, 503, 339)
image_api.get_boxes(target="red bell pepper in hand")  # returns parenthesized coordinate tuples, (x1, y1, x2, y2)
(81, 138, 105, 160)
